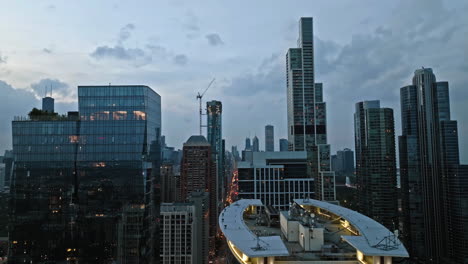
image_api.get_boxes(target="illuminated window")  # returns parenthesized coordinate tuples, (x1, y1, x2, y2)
(113, 111, 127, 120)
(134, 111, 146, 120)
(69, 135, 79, 143)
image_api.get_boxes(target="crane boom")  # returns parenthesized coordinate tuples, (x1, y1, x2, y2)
(197, 78, 216, 135)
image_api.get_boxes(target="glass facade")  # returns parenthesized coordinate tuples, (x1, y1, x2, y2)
(10, 85, 161, 263)
(399, 69, 468, 263)
(286, 18, 334, 201)
(354, 101, 398, 230)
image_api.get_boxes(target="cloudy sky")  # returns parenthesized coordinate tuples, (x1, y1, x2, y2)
(1, 0, 467, 162)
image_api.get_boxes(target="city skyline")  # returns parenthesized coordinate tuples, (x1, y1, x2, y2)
(1, 0, 468, 161)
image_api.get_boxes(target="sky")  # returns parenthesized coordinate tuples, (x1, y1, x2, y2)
(1, 0, 468, 162)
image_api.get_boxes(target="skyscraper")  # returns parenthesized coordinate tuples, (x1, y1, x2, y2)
(335, 148, 354, 175)
(265, 125, 274, 152)
(399, 68, 468, 263)
(286, 17, 335, 201)
(10, 85, 162, 263)
(354, 100, 398, 231)
(245, 137, 251, 150)
(279, 138, 288, 152)
(252, 136, 259, 152)
(180, 135, 216, 255)
(206, 100, 224, 213)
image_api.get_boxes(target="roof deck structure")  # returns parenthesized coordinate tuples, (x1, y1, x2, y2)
(220, 199, 408, 264)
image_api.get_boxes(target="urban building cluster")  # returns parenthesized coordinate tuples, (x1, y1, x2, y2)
(0, 15, 466, 264)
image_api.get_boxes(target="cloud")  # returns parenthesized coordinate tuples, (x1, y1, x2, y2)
(205, 33, 224, 46)
(30, 78, 75, 103)
(118, 23, 135, 44)
(173, 54, 188, 66)
(91, 45, 150, 62)
(183, 12, 200, 39)
(42, 48, 52, 54)
(0, 53, 7, 64)
(0, 81, 40, 152)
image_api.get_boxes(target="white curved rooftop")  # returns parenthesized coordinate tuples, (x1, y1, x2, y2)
(218, 199, 289, 257)
(294, 199, 409, 257)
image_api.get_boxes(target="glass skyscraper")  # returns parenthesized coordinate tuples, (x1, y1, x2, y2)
(10, 85, 161, 263)
(265, 125, 274, 152)
(399, 68, 468, 263)
(354, 100, 398, 231)
(206, 100, 224, 212)
(286, 17, 335, 201)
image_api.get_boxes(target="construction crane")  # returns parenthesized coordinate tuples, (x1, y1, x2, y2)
(196, 78, 215, 135)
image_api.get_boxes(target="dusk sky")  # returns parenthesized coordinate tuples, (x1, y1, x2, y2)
(1, 0, 467, 162)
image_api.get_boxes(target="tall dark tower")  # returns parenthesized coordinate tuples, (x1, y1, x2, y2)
(286, 17, 335, 201)
(399, 68, 468, 263)
(354, 100, 398, 230)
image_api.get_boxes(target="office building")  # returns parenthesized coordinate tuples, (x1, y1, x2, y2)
(237, 151, 312, 210)
(206, 100, 224, 212)
(252, 136, 259, 152)
(220, 199, 409, 264)
(335, 148, 354, 174)
(245, 137, 251, 150)
(286, 18, 335, 201)
(399, 68, 468, 262)
(161, 163, 177, 203)
(9, 85, 161, 263)
(42, 96, 55, 113)
(117, 204, 145, 264)
(265, 125, 274, 152)
(2, 150, 13, 189)
(354, 100, 398, 231)
(180, 135, 217, 254)
(279, 138, 288, 152)
(160, 191, 208, 264)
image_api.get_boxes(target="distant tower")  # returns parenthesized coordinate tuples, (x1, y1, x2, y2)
(265, 125, 274, 152)
(252, 136, 259, 152)
(42, 96, 54, 113)
(279, 139, 289, 152)
(245, 137, 251, 150)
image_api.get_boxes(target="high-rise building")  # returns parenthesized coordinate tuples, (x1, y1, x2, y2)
(399, 68, 468, 263)
(336, 148, 354, 174)
(159, 191, 208, 264)
(2, 150, 13, 189)
(279, 138, 288, 152)
(252, 136, 259, 152)
(206, 100, 224, 213)
(265, 125, 274, 152)
(245, 137, 251, 150)
(117, 204, 145, 264)
(42, 96, 55, 113)
(286, 17, 335, 201)
(354, 100, 397, 231)
(159, 203, 197, 264)
(180, 135, 217, 255)
(237, 151, 311, 210)
(9, 85, 161, 263)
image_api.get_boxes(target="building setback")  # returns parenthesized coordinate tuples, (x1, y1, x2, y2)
(354, 100, 398, 231)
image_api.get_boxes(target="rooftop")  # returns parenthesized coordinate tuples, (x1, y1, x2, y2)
(295, 199, 409, 257)
(184, 135, 210, 147)
(219, 199, 289, 258)
(238, 151, 307, 168)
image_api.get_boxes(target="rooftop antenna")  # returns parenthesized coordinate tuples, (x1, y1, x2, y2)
(196, 78, 215, 135)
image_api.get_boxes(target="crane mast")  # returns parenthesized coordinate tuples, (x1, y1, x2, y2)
(196, 78, 215, 135)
